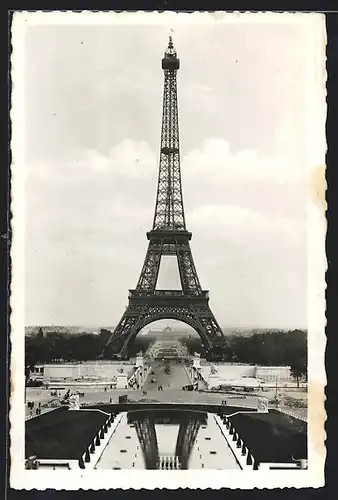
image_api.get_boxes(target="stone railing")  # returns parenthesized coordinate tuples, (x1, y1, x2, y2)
(185, 364, 192, 380)
(214, 414, 261, 470)
(25, 406, 59, 421)
(189, 365, 209, 387)
(78, 411, 122, 469)
(277, 407, 308, 422)
(128, 364, 151, 390)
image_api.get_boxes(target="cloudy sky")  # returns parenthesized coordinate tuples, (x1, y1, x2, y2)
(21, 13, 325, 328)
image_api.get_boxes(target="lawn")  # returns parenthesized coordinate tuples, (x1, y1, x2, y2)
(26, 407, 109, 459)
(228, 409, 307, 463)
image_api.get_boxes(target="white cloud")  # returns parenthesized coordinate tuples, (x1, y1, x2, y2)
(26, 139, 156, 182)
(182, 138, 306, 183)
(92, 139, 156, 178)
(187, 204, 292, 230)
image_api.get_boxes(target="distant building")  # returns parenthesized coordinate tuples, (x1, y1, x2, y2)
(142, 325, 197, 340)
(146, 339, 189, 360)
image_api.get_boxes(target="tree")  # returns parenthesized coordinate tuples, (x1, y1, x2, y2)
(99, 329, 112, 347)
(290, 363, 307, 388)
(37, 327, 44, 338)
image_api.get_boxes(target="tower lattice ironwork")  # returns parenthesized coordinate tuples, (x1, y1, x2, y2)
(175, 418, 202, 469)
(133, 416, 159, 470)
(103, 37, 231, 360)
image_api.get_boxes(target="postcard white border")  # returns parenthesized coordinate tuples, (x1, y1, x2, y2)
(10, 10, 327, 490)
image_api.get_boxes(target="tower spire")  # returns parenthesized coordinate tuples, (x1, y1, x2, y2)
(153, 38, 183, 230)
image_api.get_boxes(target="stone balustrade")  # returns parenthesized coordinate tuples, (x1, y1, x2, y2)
(214, 414, 260, 470)
(128, 357, 151, 390)
(78, 412, 123, 469)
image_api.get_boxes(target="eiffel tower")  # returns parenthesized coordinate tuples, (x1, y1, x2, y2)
(103, 37, 231, 361)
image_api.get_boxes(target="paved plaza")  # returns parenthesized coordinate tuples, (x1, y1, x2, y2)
(143, 360, 191, 391)
(25, 359, 307, 421)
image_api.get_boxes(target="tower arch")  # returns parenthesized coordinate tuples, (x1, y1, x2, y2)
(121, 314, 212, 357)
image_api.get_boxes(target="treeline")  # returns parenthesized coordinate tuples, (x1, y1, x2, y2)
(25, 328, 307, 378)
(228, 330, 306, 370)
(25, 328, 153, 367)
(181, 330, 307, 377)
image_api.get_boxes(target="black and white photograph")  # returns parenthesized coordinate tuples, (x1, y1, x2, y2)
(10, 11, 326, 489)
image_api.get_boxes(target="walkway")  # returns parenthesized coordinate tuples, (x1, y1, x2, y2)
(95, 413, 145, 469)
(188, 415, 241, 469)
(143, 361, 191, 391)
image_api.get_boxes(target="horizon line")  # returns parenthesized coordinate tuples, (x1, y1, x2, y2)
(25, 324, 308, 330)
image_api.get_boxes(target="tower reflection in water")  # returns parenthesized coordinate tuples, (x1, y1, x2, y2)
(127, 410, 208, 470)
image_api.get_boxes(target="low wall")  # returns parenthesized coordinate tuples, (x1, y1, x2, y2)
(43, 361, 134, 382)
(217, 365, 256, 379)
(255, 366, 292, 382)
(196, 363, 293, 387)
(199, 365, 256, 385)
